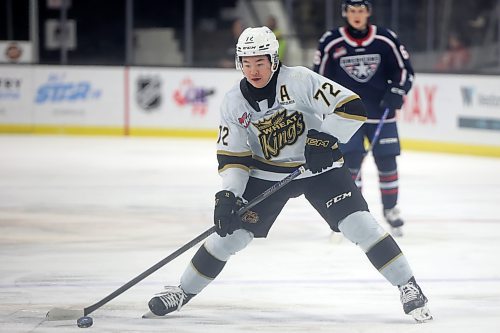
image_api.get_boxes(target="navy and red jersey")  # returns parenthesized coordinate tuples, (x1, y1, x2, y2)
(313, 25, 414, 121)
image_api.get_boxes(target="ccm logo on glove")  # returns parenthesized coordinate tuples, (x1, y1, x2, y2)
(305, 137, 334, 148)
(304, 129, 343, 174)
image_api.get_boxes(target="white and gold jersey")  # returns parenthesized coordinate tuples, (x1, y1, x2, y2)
(216, 65, 366, 196)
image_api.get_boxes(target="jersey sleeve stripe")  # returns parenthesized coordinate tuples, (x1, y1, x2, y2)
(374, 35, 405, 67)
(217, 153, 253, 172)
(334, 111, 367, 122)
(218, 164, 251, 173)
(333, 97, 368, 122)
(216, 150, 252, 157)
(336, 94, 360, 108)
(252, 155, 303, 168)
(399, 68, 408, 88)
(252, 159, 301, 174)
(374, 35, 407, 86)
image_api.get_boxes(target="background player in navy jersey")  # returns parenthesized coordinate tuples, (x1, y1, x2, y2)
(145, 26, 431, 323)
(313, 0, 414, 236)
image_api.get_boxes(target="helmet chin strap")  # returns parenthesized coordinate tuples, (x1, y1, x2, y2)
(264, 55, 280, 86)
(263, 67, 278, 86)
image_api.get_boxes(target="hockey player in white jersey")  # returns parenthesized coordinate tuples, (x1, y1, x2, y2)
(147, 26, 432, 323)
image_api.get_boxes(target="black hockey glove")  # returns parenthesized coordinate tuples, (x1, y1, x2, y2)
(214, 190, 243, 237)
(380, 85, 406, 110)
(304, 129, 342, 174)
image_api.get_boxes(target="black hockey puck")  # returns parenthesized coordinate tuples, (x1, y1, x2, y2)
(77, 316, 93, 328)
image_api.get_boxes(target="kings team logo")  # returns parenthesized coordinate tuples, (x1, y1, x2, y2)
(136, 75, 162, 111)
(253, 109, 305, 160)
(340, 54, 380, 83)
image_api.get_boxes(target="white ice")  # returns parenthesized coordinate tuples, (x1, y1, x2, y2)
(0, 135, 499, 332)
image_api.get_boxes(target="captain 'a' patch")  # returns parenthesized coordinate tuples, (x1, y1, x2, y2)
(279, 84, 295, 105)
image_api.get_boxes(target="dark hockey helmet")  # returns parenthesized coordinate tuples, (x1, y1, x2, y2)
(342, 0, 372, 17)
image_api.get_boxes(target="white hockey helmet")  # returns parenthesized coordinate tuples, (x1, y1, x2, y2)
(235, 26, 280, 72)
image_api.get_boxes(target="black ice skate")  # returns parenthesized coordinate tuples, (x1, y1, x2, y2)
(398, 277, 433, 323)
(384, 206, 404, 237)
(146, 286, 195, 317)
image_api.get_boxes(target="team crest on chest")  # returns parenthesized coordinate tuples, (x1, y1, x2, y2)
(340, 54, 380, 82)
(253, 108, 305, 160)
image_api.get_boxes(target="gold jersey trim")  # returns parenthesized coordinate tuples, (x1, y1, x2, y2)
(218, 164, 251, 173)
(252, 155, 303, 167)
(217, 150, 253, 157)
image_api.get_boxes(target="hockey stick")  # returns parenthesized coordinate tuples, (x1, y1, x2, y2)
(46, 166, 306, 321)
(354, 107, 390, 182)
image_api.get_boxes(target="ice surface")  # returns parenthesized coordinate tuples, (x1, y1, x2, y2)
(0, 135, 499, 332)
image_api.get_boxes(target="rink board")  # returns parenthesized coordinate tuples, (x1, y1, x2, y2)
(0, 65, 499, 156)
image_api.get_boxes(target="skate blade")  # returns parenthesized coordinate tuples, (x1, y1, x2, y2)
(410, 306, 433, 323)
(142, 310, 164, 319)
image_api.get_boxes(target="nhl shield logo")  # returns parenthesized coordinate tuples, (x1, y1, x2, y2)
(136, 75, 162, 111)
(340, 54, 380, 83)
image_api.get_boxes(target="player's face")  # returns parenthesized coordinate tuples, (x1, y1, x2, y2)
(345, 5, 370, 30)
(241, 55, 273, 89)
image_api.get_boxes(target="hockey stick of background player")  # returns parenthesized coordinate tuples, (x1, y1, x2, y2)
(46, 165, 306, 322)
(354, 107, 390, 183)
